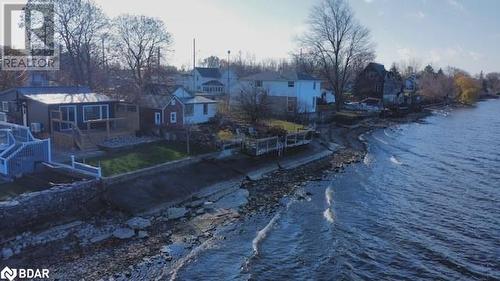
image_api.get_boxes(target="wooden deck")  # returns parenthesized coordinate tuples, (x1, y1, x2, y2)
(50, 104, 139, 150)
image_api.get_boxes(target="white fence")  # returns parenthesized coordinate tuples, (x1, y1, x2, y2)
(242, 129, 314, 157)
(71, 155, 102, 178)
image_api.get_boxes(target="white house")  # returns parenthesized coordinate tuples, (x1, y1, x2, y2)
(238, 70, 322, 114)
(175, 67, 238, 99)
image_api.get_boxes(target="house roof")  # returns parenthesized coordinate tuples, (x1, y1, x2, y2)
(182, 96, 218, 104)
(143, 83, 175, 95)
(195, 67, 221, 79)
(202, 80, 224, 86)
(366, 63, 386, 76)
(23, 92, 115, 105)
(242, 70, 319, 81)
(2, 86, 117, 105)
(0, 86, 92, 96)
(139, 94, 174, 109)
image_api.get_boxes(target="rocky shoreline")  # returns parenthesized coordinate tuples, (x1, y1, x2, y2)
(1, 112, 429, 280)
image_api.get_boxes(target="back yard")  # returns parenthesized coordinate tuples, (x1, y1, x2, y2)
(84, 141, 212, 176)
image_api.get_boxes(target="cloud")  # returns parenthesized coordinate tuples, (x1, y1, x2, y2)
(427, 46, 482, 63)
(447, 0, 465, 11)
(363, 0, 374, 3)
(396, 47, 418, 60)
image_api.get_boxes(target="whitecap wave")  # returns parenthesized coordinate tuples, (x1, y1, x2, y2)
(363, 153, 372, 165)
(323, 208, 334, 223)
(325, 186, 334, 206)
(390, 156, 403, 165)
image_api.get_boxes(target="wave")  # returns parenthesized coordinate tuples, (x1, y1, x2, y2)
(323, 208, 335, 223)
(383, 128, 397, 138)
(325, 186, 334, 206)
(363, 153, 372, 165)
(166, 237, 217, 281)
(390, 156, 403, 165)
(373, 135, 389, 145)
(252, 212, 281, 256)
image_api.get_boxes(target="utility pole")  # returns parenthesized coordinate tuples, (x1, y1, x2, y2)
(227, 50, 231, 111)
(157, 47, 161, 83)
(101, 37, 105, 69)
(192, 38, 196, 92)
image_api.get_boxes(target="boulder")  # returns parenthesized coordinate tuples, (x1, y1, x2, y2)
(126, 217, 151, 230)
(2, 248, 13, 259)
(166, 207, 188, 220)
(112, 228, 135, 239)
(90, 233, 112, 244)
(137, 231, 149, 239)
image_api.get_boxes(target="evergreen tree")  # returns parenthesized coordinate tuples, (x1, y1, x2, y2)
(390, 63, 402, 80)
(424, 64, 435, 75)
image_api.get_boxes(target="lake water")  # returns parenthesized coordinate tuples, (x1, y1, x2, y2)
(174, 100, 500, 280)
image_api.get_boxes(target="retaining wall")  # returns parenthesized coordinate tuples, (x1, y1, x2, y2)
(0, 179, 104, 240)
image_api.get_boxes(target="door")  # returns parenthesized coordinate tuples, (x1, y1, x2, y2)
(154, 112, 162, 125)
(59, 105, 77, 130)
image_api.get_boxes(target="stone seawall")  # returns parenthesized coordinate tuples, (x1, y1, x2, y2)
(0, 180, 104, 240)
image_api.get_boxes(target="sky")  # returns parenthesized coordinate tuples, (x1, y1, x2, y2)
(3, 0, 500, 74)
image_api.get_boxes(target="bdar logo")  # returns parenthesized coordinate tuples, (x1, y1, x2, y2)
(0, 267, 17, 281)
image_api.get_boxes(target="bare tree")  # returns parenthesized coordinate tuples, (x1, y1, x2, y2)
(50, 0, 108, 87)
(300, 0, 374, 110)
(0, 47, 27, 90)
(398, 58, 422, 78)
(112, 15, 172, 100)
(486, 73, 500, 93)
(235, 85, 270, 124)
(200, 56, 221, 68)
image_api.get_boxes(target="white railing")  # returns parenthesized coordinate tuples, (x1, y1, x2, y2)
(0, 122, 51, 177)
(285, 130, 313, 148)
(2, 138, 50, 177)
(71, 155, 102, 178)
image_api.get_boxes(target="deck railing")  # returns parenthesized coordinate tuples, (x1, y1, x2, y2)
(242, 129, 314, 156)
(0, 122, 51, 177)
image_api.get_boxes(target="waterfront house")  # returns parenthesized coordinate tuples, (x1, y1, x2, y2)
(354, 62, 386, 101)
(354, 62, 403, 107)
(0, 86, 139, 149)
(238, 70, 322, 115)
(139, 86, 218, 133)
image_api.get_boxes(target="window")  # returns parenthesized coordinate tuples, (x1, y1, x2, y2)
(255, 80, 263, 87)
(203, 104, 208, 115)
(185, 104, 194, 116)
(288, 81, 295, 88)
(313, 82, 316, 90)
(1, 101, 9, 112)
(171, 99, 176, 106)
(83, 105, 109, 121)
(154, 112, 162, 125)
(170, 112, 177, 123)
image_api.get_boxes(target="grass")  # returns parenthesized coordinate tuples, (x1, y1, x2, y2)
(86, 141, 211, 176)
(217, 129, 235, 141)
(266, 119, 305, 132)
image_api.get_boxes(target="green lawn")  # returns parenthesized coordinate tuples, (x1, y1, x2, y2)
(86, 141, 210, 176)
(266, 119, 305, 133)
